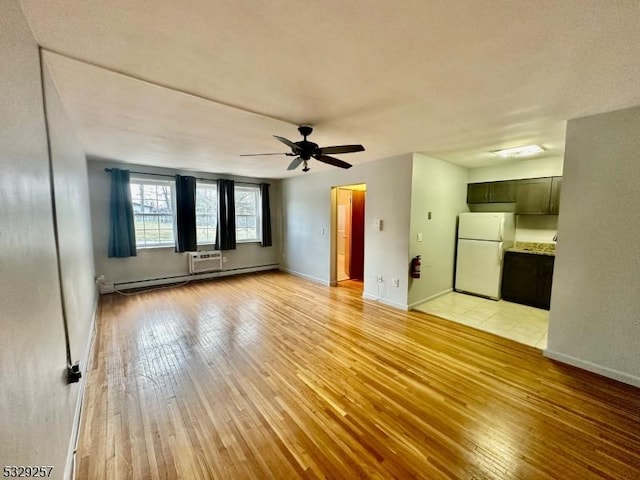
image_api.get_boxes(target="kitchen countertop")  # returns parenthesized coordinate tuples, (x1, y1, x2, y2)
(506, 241, 556, 256)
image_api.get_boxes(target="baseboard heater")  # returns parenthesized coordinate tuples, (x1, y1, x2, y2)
(188, 251, 223, 274)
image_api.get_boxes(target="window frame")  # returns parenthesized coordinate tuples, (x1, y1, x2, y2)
(195, 182, 218, 246)
(129, 176, 177, 249)
(235, 185, 262, 243)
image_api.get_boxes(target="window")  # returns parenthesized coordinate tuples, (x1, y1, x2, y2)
(196, 183, 218, 244)
(235, 185, 261, 242)
(130, 178, 175, 247)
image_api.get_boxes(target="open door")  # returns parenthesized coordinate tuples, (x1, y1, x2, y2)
(333, 184, 366, 286)
(349, 190, 365, 280)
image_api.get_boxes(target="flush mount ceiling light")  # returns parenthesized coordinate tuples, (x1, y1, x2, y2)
(493, 144, 544, 158)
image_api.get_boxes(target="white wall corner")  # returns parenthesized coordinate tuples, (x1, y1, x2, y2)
(407, 288, 452, 310)
(279, 267, 330, 286)
(362, 292, 409, 311)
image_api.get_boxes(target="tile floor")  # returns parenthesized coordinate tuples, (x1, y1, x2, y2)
(414, 291, 549, 349)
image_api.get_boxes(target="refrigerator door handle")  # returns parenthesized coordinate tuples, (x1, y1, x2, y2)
(499, 219, 504, 241)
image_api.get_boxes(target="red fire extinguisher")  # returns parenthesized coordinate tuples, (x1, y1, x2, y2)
(410, 255, 421, 279)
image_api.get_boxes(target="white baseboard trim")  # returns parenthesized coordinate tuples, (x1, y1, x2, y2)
(362, 292, 408, 311)
(279, 267, 330, 286)
(64, 292, 100, 480)
(543, 349, 640, 388)
(408, 288, 453, 309)
(101, 264, 280, 293)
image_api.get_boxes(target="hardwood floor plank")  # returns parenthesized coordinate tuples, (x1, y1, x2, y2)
(77, 271, 640, 479)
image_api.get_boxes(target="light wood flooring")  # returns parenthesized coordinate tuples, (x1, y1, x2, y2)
(77, 271, 640, 479)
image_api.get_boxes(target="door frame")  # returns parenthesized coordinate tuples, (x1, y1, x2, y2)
(329, 183, 366, 286)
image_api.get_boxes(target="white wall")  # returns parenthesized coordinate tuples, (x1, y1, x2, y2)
(0, 2, 96, 477)
(408, 153, 469, 306)
(87, 158, 281, 289)
(44, 64, 97, 365)
(281, 154, 413, 309)
(467, 155, 564, 182)
(546, 106, 640, 387)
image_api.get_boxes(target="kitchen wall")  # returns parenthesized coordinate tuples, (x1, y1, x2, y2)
(547, 105, 640, 387)
(87, 158, 282, 289)
(515, 216, 557, 244)
(281, 154, 413, 309)
(467, 156, 564, 182)
(408, 153, 469, 307)
(0, 2, 96, 478)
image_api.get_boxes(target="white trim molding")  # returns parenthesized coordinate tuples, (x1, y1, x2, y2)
(407, 288, 453, 310)
(64, 293, 100, 480)
(362, 292, 408, 311)
(278, 267, 330, 286)
(544, 349, 640, 388)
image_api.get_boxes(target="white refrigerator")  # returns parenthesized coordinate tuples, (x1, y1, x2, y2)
(455, 212, 515, 300)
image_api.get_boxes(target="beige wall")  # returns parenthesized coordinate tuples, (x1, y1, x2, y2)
(87, 158, 282, 289)
(0, 2, 96, 478)
(281, 154, 413, 309)
(408, 153, 469, 306)
(546, 106, 640, 387)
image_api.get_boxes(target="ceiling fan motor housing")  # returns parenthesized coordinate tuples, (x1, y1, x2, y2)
(298, 125, 313, 138)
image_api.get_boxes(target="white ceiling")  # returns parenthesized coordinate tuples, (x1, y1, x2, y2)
(21, 0, 640, 178)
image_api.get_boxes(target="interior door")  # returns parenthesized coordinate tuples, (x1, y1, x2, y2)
(343, 190, 352, 276)
(349, 190, 365, 280)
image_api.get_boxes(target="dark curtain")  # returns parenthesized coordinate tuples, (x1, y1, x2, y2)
(108, 168, 137, 258)
(215, 179, 236, 250)
(175, 175, 197, 252)
(260, 183, 273, 247)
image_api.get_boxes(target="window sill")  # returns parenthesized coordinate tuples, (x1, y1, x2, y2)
(136, 244, 175, 250)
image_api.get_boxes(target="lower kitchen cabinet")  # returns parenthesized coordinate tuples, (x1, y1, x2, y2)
(502, 252, 555, 310)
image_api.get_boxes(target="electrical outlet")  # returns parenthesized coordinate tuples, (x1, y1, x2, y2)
(392, 278, 400, 287)
(377, 275, 383, 283)
(94, 274, 105, 285)
(222, 256, 227, 263)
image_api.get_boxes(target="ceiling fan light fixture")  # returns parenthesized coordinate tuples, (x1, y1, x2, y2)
(493, 144, 544, 158)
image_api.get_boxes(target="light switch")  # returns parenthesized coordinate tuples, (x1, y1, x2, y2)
(417, 232, 423, 242)
(373, 219, 383, 231)
(321, 228, 325, 235)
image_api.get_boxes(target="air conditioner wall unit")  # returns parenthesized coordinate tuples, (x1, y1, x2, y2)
(188, 251, 223, 274)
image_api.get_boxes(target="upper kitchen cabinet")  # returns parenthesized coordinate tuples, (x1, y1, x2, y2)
(466, 180, 517, 204)
(549, 176, 562, 215)
(515, 177, 553, 214)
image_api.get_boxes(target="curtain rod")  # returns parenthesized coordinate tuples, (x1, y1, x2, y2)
(104, 168, 269, 186)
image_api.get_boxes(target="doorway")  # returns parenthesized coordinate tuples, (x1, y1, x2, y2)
(333, 184, 366, 286)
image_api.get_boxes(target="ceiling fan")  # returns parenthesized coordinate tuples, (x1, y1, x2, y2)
(241, 125, 365, 172)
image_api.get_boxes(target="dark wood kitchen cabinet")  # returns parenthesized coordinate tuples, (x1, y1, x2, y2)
(515, 177, 552, 214)
(502, 251, 555, 309)
(466, 180, 517, 204)
(515, 176, 562, 214)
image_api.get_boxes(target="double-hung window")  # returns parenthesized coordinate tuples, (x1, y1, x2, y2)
(235, 185, 261, 242)
(196, 183, 218, 245)
(130, 178, 176, 247)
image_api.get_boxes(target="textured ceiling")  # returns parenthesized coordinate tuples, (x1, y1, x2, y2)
(21, 0, 640, 178)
